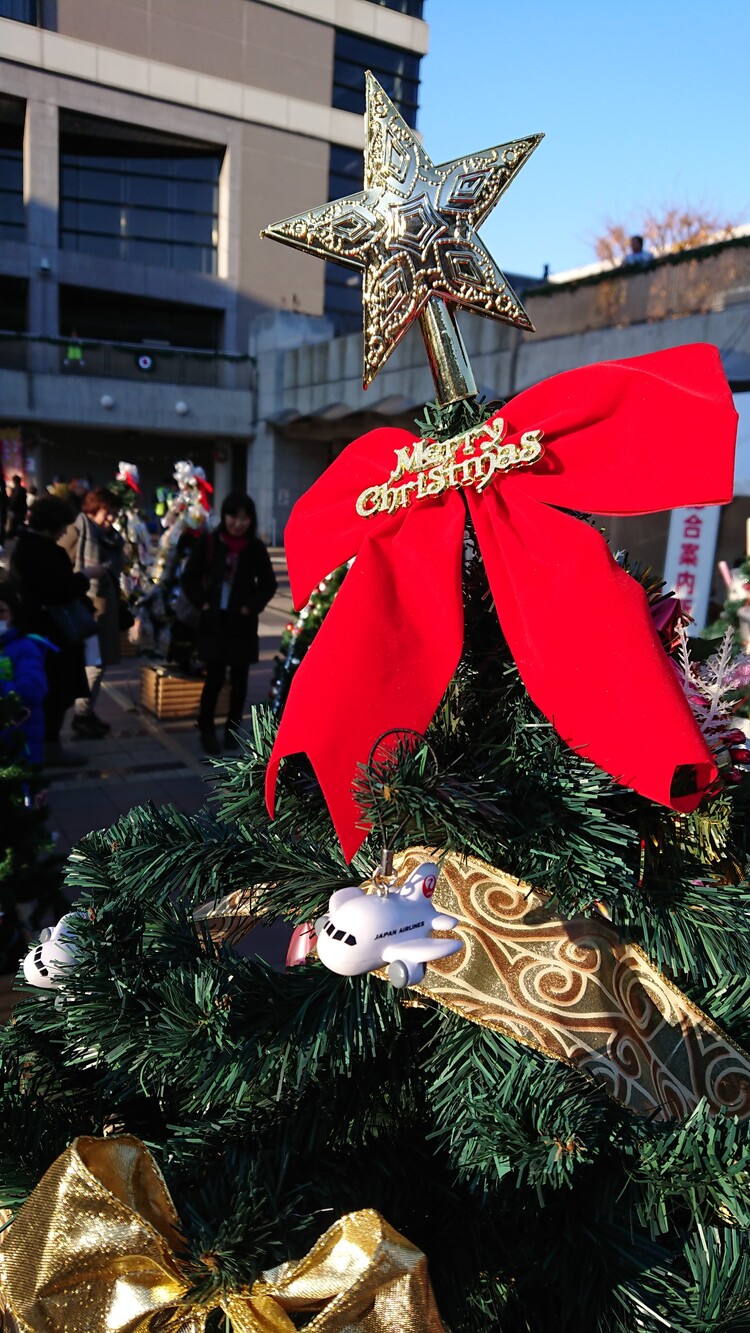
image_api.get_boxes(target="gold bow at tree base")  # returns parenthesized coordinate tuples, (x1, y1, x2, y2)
(378, 849, 750, 1123)
(0, 1136, 446, 1333)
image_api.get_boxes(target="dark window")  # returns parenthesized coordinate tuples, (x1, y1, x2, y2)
(59, 111, 222, 275)
(59, 286, 222, 351)
(0, 96, 25, 242)
(333, 31, 421, 126)
(0, 277, 27, 332)
(0, 0, 38, 21)
(324, 145, 364, 334)
(368, 0, 423, 15)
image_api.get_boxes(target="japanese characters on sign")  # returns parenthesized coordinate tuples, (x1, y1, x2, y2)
(663, 506, 721, 632)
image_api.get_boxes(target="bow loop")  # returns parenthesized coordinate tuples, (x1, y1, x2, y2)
(0, 1137, 445, 1333)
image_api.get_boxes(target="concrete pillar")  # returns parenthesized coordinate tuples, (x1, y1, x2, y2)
(24, 98, 59, 372)
(211, 442, 232, 511)
(247, 423, 276, 545)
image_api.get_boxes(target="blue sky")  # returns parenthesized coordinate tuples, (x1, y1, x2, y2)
(418, 0, 749, 279)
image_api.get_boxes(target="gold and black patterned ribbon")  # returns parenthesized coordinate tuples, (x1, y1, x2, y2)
(383, 849, 750, 1122)
(0, 1136, 446, 1333)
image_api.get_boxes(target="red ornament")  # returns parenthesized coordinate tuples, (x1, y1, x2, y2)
(266, 345, 738, 860)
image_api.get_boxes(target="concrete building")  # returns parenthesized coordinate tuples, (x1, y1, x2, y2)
(0, 0, 428, 513)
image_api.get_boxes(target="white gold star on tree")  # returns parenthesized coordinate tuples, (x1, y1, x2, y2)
(262, 72, 543, 389)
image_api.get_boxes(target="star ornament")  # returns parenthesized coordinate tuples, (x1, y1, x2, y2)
(261, 72, 543, 388)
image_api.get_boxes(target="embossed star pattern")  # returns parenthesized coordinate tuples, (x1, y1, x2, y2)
(262, 72, 543, 388)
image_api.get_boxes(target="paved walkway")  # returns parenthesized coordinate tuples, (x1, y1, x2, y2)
(45, 550, 293, 857)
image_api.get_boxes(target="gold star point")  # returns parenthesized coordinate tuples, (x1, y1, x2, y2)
(262, 73, 543, 390)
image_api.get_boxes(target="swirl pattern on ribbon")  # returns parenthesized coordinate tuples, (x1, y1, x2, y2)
(390, 849, 750, 1121)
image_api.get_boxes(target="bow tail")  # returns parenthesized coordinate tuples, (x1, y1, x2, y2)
(467, 486, 717, 811)
(266, 497, 467, 861)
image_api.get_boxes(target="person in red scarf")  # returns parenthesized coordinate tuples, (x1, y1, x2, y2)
(181, 492, 276, 754)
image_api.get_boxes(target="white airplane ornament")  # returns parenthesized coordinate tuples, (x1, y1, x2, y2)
(315, 861, 462, 988)
(22, 913, 79, 989)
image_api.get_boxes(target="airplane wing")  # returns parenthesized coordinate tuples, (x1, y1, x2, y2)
(431, 913, 458, 931)
(381, 937, 462, 964)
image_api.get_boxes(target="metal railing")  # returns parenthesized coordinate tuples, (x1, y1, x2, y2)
(0, 331, 255, 390)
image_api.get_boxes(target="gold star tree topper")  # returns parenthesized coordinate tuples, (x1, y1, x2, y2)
(262, 72, 543, 401)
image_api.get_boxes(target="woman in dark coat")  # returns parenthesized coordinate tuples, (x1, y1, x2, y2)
(11, 496, 107, 767)
(181, 491, 276, 754)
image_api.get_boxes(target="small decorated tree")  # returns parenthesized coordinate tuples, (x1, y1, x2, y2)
(111, 462, 154, 622)
(269, 563, 348, 714)
(135, 460, 212, 658)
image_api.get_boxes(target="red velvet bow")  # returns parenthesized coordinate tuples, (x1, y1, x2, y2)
(266, 345, 738, 860)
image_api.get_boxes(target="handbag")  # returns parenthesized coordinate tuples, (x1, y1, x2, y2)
(173, 586, 201, 631)
(45, 599, 98, 645)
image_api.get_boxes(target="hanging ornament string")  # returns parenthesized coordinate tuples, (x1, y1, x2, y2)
(365, 728, 440, 886)
(266, 344, 738, 860)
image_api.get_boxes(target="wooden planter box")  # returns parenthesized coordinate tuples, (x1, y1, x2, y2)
(140, 665, 230, 720)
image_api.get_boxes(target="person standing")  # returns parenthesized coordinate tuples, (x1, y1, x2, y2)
(623, 234, 654, 266)
(181, 492, 276, 754)
(6, 475, 28, 539)
(60, 488, 124, 739)
(10, 496, 105, 766)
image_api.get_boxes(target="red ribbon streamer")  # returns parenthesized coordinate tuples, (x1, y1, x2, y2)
(266, 345, 738, 860)
(196, 476, 214, 511)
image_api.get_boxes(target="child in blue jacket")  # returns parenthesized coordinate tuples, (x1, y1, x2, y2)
(0, 581, 50, 766)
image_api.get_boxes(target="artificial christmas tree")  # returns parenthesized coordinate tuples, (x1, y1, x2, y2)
(111, 462, 154, 622)
(1, 76, 750, 1333)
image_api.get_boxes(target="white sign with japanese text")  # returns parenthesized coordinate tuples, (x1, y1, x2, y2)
(663, 506, 721, 633)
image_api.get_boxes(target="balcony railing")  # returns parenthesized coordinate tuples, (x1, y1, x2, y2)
(0, 331, 255, 390)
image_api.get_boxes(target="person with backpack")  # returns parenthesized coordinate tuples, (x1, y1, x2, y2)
(11, 496, 106, 767)
(0, 580, 50, 766)
(180, 492, 276, 754)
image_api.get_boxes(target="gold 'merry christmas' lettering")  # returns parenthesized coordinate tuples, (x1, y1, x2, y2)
(355, 417, 544, 518)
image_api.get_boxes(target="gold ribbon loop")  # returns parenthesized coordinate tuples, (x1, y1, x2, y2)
(0, 1137, 445, 1333)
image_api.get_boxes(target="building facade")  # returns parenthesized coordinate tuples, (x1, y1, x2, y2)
(0, 0, 428, 515)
